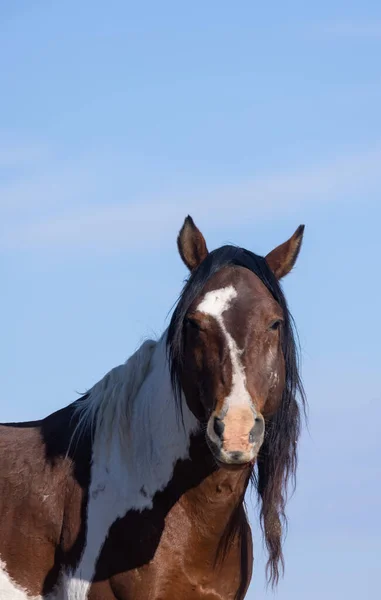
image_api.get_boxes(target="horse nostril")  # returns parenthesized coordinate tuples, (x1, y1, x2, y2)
(249, 416, 265, 443)
(213, 417, 225, 439)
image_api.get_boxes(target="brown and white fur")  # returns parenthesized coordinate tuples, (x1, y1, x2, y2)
(0, 216, 305, 600)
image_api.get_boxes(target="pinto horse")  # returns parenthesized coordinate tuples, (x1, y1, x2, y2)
(0, 217, 306, 600)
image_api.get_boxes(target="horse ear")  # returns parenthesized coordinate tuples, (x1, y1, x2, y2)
(177, 216, 209, 271)
(265, 225, 305, 280)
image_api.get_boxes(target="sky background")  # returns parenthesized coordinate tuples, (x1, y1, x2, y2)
(1, 1, 381, 598)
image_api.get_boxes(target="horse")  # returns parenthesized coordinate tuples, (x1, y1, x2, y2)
(0, 216, 306, 600)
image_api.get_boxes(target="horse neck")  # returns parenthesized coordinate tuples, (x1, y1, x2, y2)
(91, 333, 199, 507)
(89, 334, 250, 521)
(126, 338, 252, 527)
(180, 432, 252, 528)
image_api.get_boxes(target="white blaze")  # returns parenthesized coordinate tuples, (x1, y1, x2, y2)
(197, 286, 252, 409)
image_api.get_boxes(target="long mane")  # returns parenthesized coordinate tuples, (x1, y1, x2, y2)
(70, 339, 157, 458)
(166, 245, 306, 586)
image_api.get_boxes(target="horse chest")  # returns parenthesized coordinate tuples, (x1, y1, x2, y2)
(84, 492, 249, 600)
(91, 537, 244, 600)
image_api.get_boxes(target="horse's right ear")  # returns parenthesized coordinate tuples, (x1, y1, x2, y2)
(177, 216, 209, 271)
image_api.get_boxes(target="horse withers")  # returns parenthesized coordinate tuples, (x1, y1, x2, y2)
(0, 216, 306, 599)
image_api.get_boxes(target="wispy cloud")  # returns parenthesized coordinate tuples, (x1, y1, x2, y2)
(0, 157, 99, 216)
(0, 141, 52, 169)
(2, 146, 381, 252)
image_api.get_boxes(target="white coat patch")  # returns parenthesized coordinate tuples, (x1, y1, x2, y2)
(0, 559, 59, 600)
(65, 334, 199, 599)
(0, 335, 198, 600)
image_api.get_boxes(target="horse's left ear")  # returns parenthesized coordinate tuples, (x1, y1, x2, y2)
(265, 225, 305, 279)
(177, 215, 209, 271)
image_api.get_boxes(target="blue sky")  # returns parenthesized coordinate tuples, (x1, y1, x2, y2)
(1, 1, 381, 598)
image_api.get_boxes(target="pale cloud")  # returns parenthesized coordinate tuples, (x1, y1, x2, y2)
(0, 141, 103, 216)
(1, 158, 99, 216)
(1, 146, 381, 252)
(0, 141, 52, 169)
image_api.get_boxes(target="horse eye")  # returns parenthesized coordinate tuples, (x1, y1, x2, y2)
(184, 317, 201, 330)
(269, 319, 282, 331)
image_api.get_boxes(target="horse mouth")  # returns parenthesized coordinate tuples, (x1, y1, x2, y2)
(214, 457, 252, 471)
(206, 436, 255, 469)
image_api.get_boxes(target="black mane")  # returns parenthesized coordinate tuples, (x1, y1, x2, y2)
(166, 244, 306, 587)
